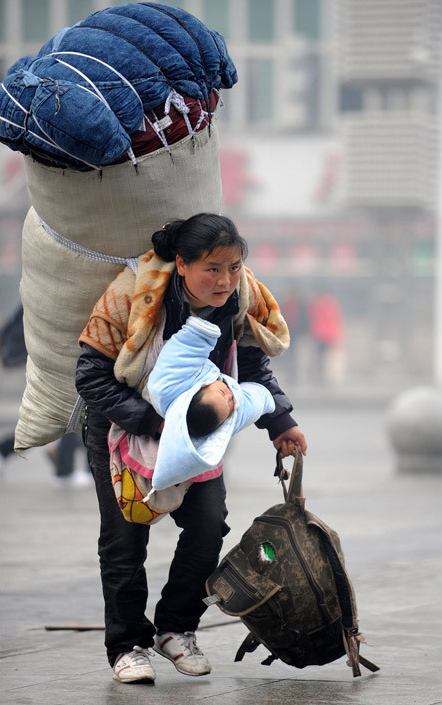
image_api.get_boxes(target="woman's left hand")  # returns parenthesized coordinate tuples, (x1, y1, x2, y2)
(272, 426, 307, 458)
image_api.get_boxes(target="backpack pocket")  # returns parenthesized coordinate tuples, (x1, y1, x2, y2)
(205, 544, 282, 617)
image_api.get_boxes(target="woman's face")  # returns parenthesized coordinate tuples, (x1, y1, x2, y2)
(176, 245, 242, 308)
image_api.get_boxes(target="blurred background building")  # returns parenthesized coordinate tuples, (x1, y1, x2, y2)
(1, 0, 441, 391)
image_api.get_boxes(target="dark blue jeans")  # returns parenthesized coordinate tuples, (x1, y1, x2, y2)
(82, 407, 230, 666)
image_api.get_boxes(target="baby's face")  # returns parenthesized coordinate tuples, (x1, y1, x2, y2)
(201, 380, 235, 425)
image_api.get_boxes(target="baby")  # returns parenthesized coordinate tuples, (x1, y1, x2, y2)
(106, 316, 275, 524)
(147, 316, 275, 490)
(186, 379, 235, 437)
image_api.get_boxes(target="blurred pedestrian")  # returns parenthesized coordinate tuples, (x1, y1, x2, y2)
(0, 303, 26, 369)
(308, 290, 345, 385)
(281, 288, 309, 381)
(0, 303, 91, 483)
(46, 433, 93, 487)
(0, 303, 26, 469)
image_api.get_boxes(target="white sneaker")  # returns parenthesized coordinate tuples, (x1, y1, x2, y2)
(153, 631, 211, 676)
(113, 645, 156, 683)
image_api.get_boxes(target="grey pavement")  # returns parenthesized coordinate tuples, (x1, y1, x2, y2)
(1, 386, 441, 705)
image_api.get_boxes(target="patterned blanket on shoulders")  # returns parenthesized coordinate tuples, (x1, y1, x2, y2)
(79, 250, 289, 391)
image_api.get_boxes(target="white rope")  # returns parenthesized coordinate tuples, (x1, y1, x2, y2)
(0, 80, 102, 170)
(0, 115, 25, 130)
(42, 52, 140, 167)
(31, 113, 100, 170)
(66, 395, 86, 433)
(165, 88, 193, 139)
(36, 213, 139, 269)
(144, 110, 171, 153)
(0, 114, 100, 170)
(51, 57, 111, 109)
(194, 101, 210, 131)
(5, 54, 143, 168)
(127, 146, 138, 167)
(50, 57, 139, 166)
(213, 88, 222, 103)
(47, 51, 143, 110)
(0, 81, 28, 113)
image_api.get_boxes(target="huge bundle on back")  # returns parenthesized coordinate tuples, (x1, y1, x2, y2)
(0, 3, 237, 452)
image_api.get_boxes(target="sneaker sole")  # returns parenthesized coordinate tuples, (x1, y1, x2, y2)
(113, 673, 155, 684)
(152, 646, 211, 677)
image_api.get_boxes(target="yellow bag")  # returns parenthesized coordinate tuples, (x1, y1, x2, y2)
(111, 461, 190, 525)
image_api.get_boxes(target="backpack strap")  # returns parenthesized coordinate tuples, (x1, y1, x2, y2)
(358, 654, 380, 673)
(234, 632, 261, 662)
(343, 629, 380, 676)
(274, 449, 303, 502)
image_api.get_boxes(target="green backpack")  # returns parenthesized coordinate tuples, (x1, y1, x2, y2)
(204, 450, 379, 677)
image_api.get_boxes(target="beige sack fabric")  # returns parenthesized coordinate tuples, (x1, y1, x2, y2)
(15, 123, 222, 452)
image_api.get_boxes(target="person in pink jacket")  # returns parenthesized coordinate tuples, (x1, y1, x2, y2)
(309, 291, 345, 385)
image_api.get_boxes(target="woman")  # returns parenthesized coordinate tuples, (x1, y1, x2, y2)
(76, 213, 307, 684)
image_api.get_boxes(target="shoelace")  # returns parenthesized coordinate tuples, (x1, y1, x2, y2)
(178, 632, 203, 656)
(130, 645, 155, 665)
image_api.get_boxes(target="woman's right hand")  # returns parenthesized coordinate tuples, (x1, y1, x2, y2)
(272, 426, 307, 458)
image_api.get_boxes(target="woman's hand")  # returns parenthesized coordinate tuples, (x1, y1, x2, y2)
(272, 426, 307, 458)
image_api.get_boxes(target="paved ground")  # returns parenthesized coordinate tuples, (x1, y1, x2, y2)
(1, 383, 441, 705)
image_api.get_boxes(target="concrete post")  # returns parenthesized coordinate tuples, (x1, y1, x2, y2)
(386, 387, 442, 474)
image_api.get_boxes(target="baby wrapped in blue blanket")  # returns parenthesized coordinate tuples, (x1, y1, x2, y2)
(148, 316, 275, 491)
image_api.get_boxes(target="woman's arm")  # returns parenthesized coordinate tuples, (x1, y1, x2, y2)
(237, 345, 307, 455)
(75, 343, 163, 437)
(237, 345, 296, 436)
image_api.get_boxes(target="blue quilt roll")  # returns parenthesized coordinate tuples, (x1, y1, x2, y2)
(0, 2, 237, 169)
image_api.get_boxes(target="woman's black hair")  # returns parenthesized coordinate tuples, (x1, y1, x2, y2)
(152, 213, 248, 263)
(186, 387, 223, 438)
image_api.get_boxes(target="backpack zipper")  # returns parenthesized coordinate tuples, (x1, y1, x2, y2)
(224, 561, 263, 600)
(255, 516, 333, 623)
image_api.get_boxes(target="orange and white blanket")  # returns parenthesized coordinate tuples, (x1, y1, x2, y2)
(80, 249, 290, 391)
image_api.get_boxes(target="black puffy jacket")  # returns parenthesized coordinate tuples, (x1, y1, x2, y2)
(75, 270, 296, 441)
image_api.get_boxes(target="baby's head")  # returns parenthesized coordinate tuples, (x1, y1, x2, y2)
(186, 380, 235, 438)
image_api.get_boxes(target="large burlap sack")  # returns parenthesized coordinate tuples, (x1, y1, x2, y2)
(15, 123, 222, 452)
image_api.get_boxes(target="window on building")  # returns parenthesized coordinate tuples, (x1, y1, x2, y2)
(339, 84, 363, 112)
(203, 0, 229, 39)
(383, 88, 408, 111)
(21, 0, 49, 42)
(293, 0, 321, 40)
(67, 0, 93, 26)
(301, 49, 320, 129)
(247, 0, 275, 42)
(246, 58, 273, 123)
(0, 0, 6, 42)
